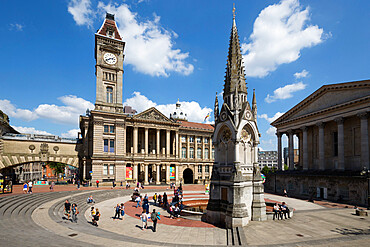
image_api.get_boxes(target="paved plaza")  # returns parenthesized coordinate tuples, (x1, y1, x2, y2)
(0, 185, 369, 246)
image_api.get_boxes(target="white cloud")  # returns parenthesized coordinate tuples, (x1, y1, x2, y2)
(124, 92, 212, 123)
(68, 0, 94, 28)
(67, 1, 194, 77)
(242, 0, 324, 78)
(13, 126, 52, 135)
(266, 126, 276, 136)
(0, 95, 94, 125)
(294, 69, 309, 79)
(9, 23, 24, 31)
(265, 82, 306, 103)
(61, 129, 80, 138)
(260, 139, 276, 150)
(259, 112, 285, 123)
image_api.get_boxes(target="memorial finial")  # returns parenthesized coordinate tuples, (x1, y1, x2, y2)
(233, 3, 236, 19)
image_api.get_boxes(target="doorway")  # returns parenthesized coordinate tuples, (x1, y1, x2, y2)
(183, 168, 194, 184)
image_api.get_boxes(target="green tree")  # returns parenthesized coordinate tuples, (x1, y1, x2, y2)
(48, 162, 66, 176)
(261, 166, 270, 175)
(284, 164, 289, 171)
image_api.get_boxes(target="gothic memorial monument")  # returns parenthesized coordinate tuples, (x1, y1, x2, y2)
(206, 7, 267, 228)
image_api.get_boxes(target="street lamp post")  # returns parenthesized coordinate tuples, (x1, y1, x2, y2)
(360, 167, 370, 210)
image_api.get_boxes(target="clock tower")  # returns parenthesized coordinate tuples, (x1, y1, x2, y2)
(94, 13, 125, 113)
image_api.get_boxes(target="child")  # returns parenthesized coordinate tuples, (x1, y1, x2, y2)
(140, 210, 148, 230)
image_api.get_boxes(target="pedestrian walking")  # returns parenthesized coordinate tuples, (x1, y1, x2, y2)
(113, 204, 121, 220)
(135, 196, 141, 208)
(28, 180, 33, 194)
(140, 210, 148, 230)
(283, 189, 288, 197)
(77, 180, 81, 190)
(93, 208, 101, 226)
(96, 180, 99, 188)
(23, 182, 28, 194)
(120, 203, 125, 219)
(163, 192, 168, 208)
(64, 200, 71, 220)
(153, 193, 158, 205)
(50, 181, 55, 192)
(151, 209, 160, 232)
(71, 203, 79, 223)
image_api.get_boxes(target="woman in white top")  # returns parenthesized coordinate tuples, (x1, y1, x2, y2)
(140, 210, 148, 230)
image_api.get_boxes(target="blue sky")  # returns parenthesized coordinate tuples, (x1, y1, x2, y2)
(0, 0, 369, 150)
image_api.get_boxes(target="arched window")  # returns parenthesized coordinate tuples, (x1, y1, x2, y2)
(106, 87, 113, 103)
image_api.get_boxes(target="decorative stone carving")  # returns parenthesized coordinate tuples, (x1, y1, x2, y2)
(53, 146, 59, 153)
(29, 145, 35, 151)
(40, 143, 49, 153)
(136, 109, 168, 122)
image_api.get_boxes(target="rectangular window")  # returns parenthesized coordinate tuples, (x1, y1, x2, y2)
(221, 188, 228, 201)
(109, 165, 115, 175)
(110, 140, 115, 153)
(197, 148, 202, 159)
(181, 136, 186, 143)
(212, 148, 215, 159)
(104, 139, 109, 152)
(204, 138, 209, 144)
(109, 125, 115, 133)
(189, 136, 194, 143)
(198, 165, 202, 173)
(181, 147, 186, 158)
(333, 131, 338, 157)
(104, 125, 109, 133)
(196, 137, 202, 144)
(204, 148, 209, 159)
(205, 165, 209, 173)
(103, 164, 108, 175)
(189, 147, 194, 158)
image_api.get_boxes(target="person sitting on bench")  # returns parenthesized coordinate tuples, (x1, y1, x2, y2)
(280, 202, 290, 219)
(273, 203, 282, 220)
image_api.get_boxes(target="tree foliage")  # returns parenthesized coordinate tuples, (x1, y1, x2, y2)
(48, 162, 66, 175)
(261, 166, 270, 175)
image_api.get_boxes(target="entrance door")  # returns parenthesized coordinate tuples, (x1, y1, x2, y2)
(183, 168, 193, 184)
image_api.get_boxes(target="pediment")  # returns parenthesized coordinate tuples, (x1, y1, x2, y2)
(134, 107, 172, 122)
(272, 80, 370, 125)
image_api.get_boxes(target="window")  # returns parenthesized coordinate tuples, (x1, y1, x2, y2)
(109, 125, 115, 133)
(198, 165, 202, 173)
(106, 87, 113, 103)
(181, 147, 186, 158)
(110, 140, 115, 153)
(103, 72, 116, 82)
(204, 148, 209, 159)
(196, 137, 202, 144)
(189, 136, 194, 143)
(204, 138, 209, 144)
(197, 148, 202, 159)
(205, 165, 209, 173)
(181, 136, 186, 143)
(212, 148, 215, 159)
(104, 139, 114, 153)
(104, 125, 115, 133)
(189, 147, 194, 158)
(333, 131, 338, 157)
(103, 164, 108, 175)
(107, 30, 114, 37)
(104, 125, 109, 133)
(104, 139, 109, 152)
(109, 165, 115, 175)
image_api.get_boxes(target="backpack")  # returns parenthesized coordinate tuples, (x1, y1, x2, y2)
(151, 212, 157, 221)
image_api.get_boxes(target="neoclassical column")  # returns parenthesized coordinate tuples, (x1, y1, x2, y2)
(144, 128, 149, 155)
(358, 112, 369, 169)
(276, 132, 283, 170)
(195, 136, 198, 159)
(287, 130, 294, 170)
(175, 131, 179, 158)
(187, 136, 190, 159)
(166, 130, 170, 157)
(133, 163, 138, 182)
(175, 164, 179, 185)
(156, 129, 160, 156)
(144, 164, 149, 185)
(133, 127, 138, 154)
(335, 118, 345, 170)
(166, 164, 170, 184)
(202, 137, 205, 159)
(301, 127, 309, 170)
(156, 164, 160, 184)
(317, 122, 325, 170)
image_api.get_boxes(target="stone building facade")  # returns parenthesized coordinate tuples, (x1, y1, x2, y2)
(269, 80, 370, 206)
(79, 14, 214, 185)
(258, 150, 278, 169)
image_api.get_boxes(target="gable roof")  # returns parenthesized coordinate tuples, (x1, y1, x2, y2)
(96, 15, 122, 41)
(133, 107, 173, 123)
(271, 79, 370, 127)
(179, 121, 214, 131)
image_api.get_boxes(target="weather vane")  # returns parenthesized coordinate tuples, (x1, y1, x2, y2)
(233, 3, 236, 19)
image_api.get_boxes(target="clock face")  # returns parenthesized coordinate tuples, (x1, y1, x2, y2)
(103, 53, 117, 65)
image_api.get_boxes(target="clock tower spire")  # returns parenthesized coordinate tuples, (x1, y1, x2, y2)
(94, 13, 125, 113)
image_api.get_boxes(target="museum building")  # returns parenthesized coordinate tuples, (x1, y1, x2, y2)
(79, 13, 214, 185)
(267, 80, 370, 206)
